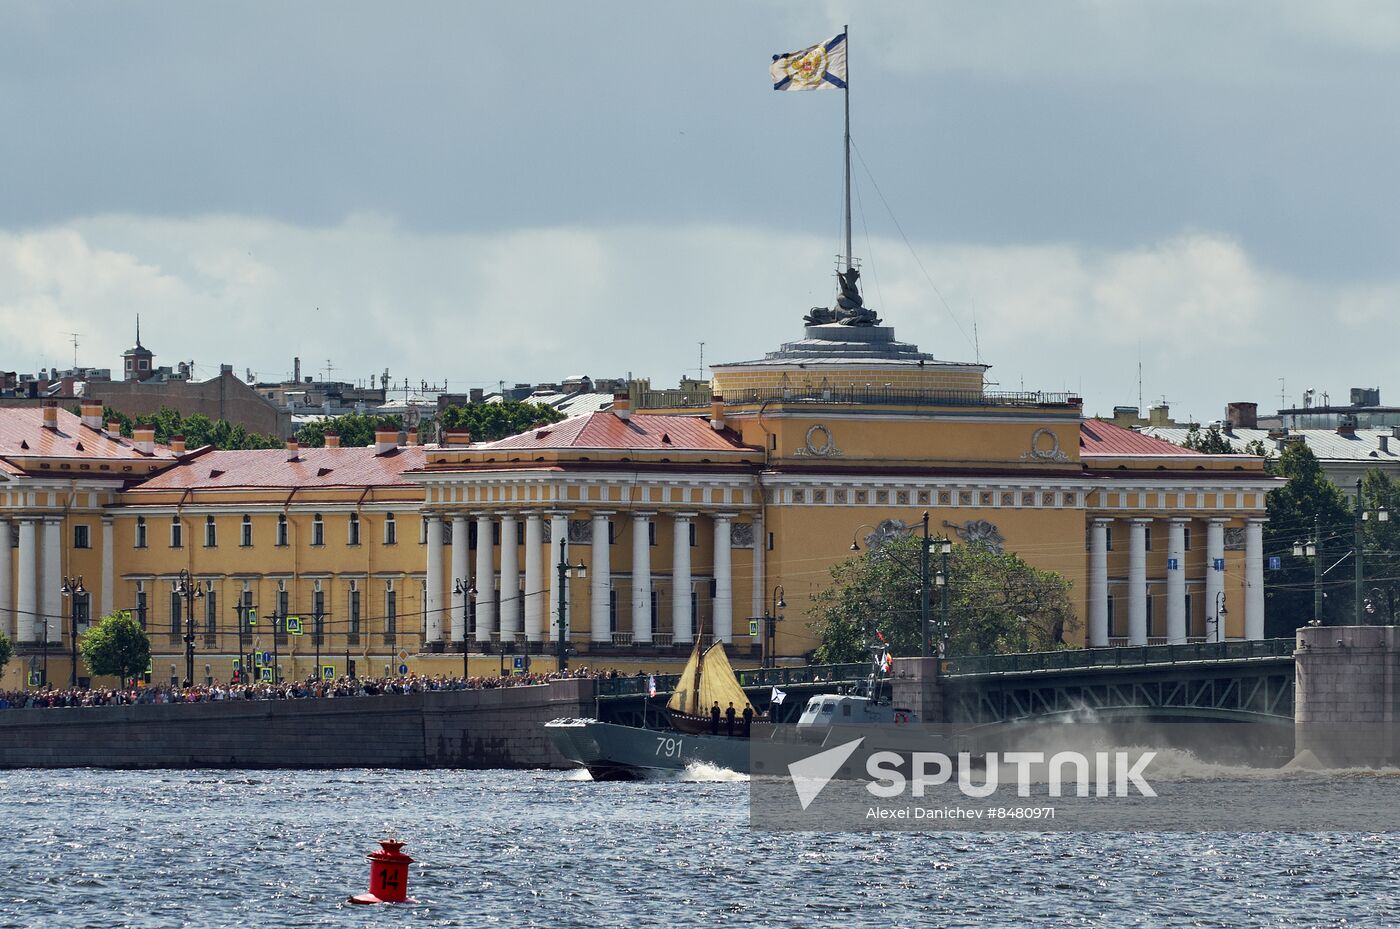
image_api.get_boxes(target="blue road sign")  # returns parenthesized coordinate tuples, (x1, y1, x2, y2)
(1268, 556, 1282, 570)
(512, 657, 524, 670)
(397, 663, 409, 676)
(1167, 558, 1179, 570)
(260, 651, 272, 667)
(1213, 558, 1225, 571)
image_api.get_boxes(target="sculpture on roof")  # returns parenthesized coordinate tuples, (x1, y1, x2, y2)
(802, 266, 882, 327)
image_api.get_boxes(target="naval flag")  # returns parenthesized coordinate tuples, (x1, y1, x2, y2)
(648, 675, 657, 698)
(771, 33, 847, 91)
(770, 686, 787, 705)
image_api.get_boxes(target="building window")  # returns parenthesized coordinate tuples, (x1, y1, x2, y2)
(170, 590, 182, 636)
(1184, 527, 1192, 551)
(313, 589, 325, 644)
(170, 518, 183, 549)
(1106, 594, 1115, 638)
(1144, 527, 1152, 552)
(276, 514, 288, 547)
(608, 588, 618, 634)
(205, 587, 218, 636)
(241, 515, 252, 547)
(204, 515, 217, 548)
(312, 514, 324, 546)
(277, 588, 289, 641)
(385, 586, 398, 639)
(349, 585, 361, 637)
(74, 591, 91, 628)
(1185, 593, 1193, 635)
(648, 521, 657, 547)
(769, 433, 777, 450)
(1146, 592, 1154, 637)
(608, 522, 617, 545)
(348, 513, 361, 546)
(73, 524, 91, 549)
(421, 517, 429, 545)
(384, 513, 397, 545)
(135, 517, 147, 549)
(767, 532, 774, 552)
(1105, 527, 1113, 552)
(469, 521, 478, 549)
(136, 584, 147, 628)
(689, 523, 697, 547)
(650, 590, 659, 632)
(241, 587, 254, 631)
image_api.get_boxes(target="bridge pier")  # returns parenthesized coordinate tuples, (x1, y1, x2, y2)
(890, 657, 945, 724)
(1295, 625, 1400, 767)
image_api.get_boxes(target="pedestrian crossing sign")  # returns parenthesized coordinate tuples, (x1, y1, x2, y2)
(749, 619, 760, 636)
(286, 616, 304, 635)
(321, 665, 335, 681)
(232, 658, 241, 670)
(260, 667, 273, 682)
(247, 610, 257, 627)
(27, 671, 41, 687)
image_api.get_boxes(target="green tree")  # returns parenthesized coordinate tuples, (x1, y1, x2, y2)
(0, 630, 11, 677)
(811, 535, 1075, 663)
(1360, 468, 1400, 623)
(79, 611, 151, 686)
(1178, 423, 1236, 454)
(1263, 442, 1352, 635)
(437, 401, 564, 442)
(100, 406, 280, 450)
(296, 412, 403, 447)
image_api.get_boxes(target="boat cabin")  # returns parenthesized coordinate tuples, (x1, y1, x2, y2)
(795, 694, 918, 741)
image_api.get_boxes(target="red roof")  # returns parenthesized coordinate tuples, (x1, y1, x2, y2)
(1080, 419, 1200, 457)
(474, 412, 751, 452)
(131, 446, 428, 491)
(0, 407, 179, 461)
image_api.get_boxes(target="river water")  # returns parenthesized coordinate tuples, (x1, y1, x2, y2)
(1, 765, 1398, 929)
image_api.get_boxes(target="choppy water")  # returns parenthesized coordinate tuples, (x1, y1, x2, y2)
(2, 765, 1399, 928)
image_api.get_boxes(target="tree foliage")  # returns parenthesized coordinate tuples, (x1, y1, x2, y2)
(0, 630, 11, 674)
(79, 611, 151, 685)
(295, 412, 403, 447)
(1263, 442, 1352, 635)
(437, 401, 565, 442)
(810, 535, 1075, 663)
(100, 406, 281, 450)
(1360, 467, 1400, 623)
(1178, 423, 1236, 454)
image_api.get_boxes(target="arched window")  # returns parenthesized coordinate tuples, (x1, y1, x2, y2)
(348, 512, 361, 546)
(276, 514, 288, 547)
(312, 513, 325, 546)
(240, 514, 253, 547)
(384, 513, 397, 546)
(204, 515, 217, 548)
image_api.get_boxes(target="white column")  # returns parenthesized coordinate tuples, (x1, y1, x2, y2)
(425, 515, 444, 644)
(548, 513, 568, 642)
(1127, 518, 1148, 646)
(1088, 519, 1109, 647)
(17, 519, 36, 642)
(1206, 519, 1226, 642)
(632, 513, 653, 644)
(672, 514, 694, 644)
(1245, 518, 1266, 641)
(524, 513, 544, 643)
(1166, 519, 1188, 645)
(451, 515, 470, 644)
(474, 514, 495, 645)
(591, 512, 613, 643)
(42, 518, 62, 644)
(713, 514, 733, 643)
(100, 517, 114, 621)
(0, 519, 11, 641)
(498, 513, 520, 643)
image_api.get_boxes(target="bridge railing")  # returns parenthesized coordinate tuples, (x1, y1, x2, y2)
(594, 662, 870, 697)
(943, 638, 1295, 676)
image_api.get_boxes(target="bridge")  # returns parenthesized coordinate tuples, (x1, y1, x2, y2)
(594, 638, 1297, 727)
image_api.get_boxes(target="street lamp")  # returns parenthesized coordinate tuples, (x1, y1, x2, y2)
(763, 585, 786, 669)
(1356, 479, 1391, 625)
(453, 578, 476, 679)
(172, 569, 203, 687)
(60, 575, 86, 687)
(554, 548, 587, 672)
(1293, 515, 1324, 626)
(1211, 592, 1228, 643)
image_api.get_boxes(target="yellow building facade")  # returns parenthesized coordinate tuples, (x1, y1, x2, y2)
(0, 316, 1277, 690)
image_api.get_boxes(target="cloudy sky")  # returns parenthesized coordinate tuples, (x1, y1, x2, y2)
(2, 1, 1397, 421)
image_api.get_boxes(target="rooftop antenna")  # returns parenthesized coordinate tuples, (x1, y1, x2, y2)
(1136, 343, 1143, 415)
(697, 341, 705, 380)
(972, 315, 981, 364)
(324, 359, 335, 383)
(1279, 377, 1286, 409)
(69, 332, 80, 368)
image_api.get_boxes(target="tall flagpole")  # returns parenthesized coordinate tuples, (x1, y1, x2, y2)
(843, 23, 852, 273)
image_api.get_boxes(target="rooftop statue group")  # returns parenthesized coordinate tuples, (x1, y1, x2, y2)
(804, 266, 882, 327)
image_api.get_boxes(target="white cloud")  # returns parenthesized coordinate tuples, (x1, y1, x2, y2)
(0, 214, 1394, 424)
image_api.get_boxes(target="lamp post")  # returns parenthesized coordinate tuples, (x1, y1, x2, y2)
(764, 585, 786, 669)
(1212, 592, 1228, 643)
(555, 547, 586, 672)
(453, 578, 476, 679)
(1356, 479, 1390, 625)
(232, 600, 258, 685)
(849, 516, 950, 659)
(1293, 516, 1322, 625)
(172, 569, 203, 687)
(60, 575, 86, 687)
(933, 536, 952, 656)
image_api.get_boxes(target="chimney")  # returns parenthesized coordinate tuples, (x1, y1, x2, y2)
(407, 428, 419, 446)
(106, 419, 123, 438)
(613, 392, 631, 421)
(1226, 401, 1258, 430)
(374, 428, 398, 455)
(323, 431, 341, 448)
(80, 401, 103, 430)
(286, 438, 300, 461)
(41, 401, 58, 431)
(710, 395, 726, 431)
(442, 428, 473, 446)
(1381, 435, 1391, 455)
(169, 435, 186, 455)
(132, 426, 155, 455)
(293, 356, 301, 383)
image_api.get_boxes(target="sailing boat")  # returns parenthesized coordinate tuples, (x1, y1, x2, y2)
(665, 637, 762, 735)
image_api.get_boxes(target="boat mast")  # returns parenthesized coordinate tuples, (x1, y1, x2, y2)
(842, 23, 852, 272)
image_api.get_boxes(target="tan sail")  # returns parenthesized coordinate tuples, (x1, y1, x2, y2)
(666, 639, 704, 715)
(696, 643, 755, 715)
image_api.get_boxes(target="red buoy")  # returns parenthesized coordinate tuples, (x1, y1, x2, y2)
(348, 839, 416, 905)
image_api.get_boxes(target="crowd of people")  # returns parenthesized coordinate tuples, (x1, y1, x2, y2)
(0, 666, 636, 710)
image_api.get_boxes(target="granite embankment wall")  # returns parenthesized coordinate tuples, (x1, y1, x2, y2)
(0, 679, 595, 769)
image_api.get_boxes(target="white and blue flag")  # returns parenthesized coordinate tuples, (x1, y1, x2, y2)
(771, 33, 847, 91)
